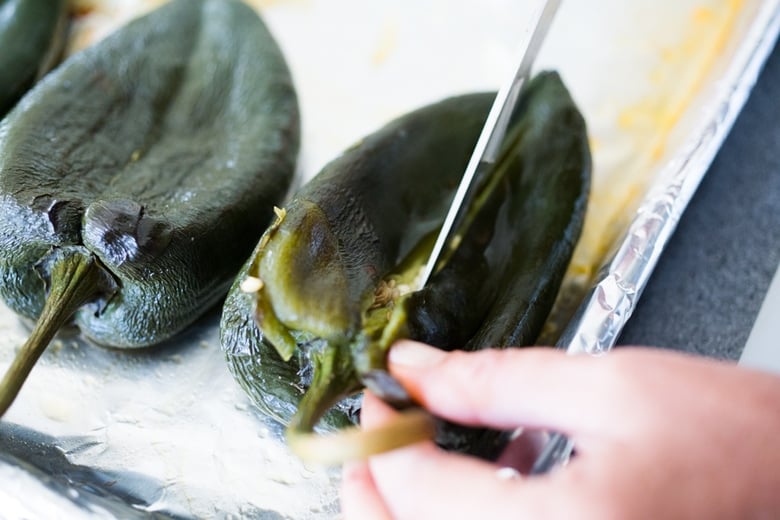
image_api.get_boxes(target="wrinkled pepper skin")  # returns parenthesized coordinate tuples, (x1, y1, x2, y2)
(221, 71, 591, 445)
(222, 92, 494, 429)
(0, 0, 299, 348)
(0, 0, 69, 116)
(404, 73, 591, 353)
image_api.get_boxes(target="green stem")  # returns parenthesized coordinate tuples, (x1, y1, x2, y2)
(288, 407, 436, 465)
(286, 342, 436, 465)
(287, 344, 360, 435)
(0, 250, 106, 417)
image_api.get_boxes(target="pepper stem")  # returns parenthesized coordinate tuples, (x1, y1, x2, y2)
(288, 407, 436, 465)
(286, 343, 436, 465)
(287, 343, 360, 435)
(0, 250, 106, 417)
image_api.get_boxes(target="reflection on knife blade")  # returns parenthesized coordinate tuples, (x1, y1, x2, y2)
(418, 0, 563, 288)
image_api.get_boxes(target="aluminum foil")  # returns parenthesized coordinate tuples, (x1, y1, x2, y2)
(535, 0, 780, 472)
(561, 2, 779, 356)
(1, 0, 779, 517)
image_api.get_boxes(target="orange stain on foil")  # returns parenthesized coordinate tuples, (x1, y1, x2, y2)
(618, 0, 743, 162)
(564, 0, 746, 303)
(371, 19, 400, 66)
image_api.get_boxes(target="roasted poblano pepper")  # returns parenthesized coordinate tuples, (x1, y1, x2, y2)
(0, 0, 299, 415)
(0, 0, 69, 116)
(221, 72, 590, 461)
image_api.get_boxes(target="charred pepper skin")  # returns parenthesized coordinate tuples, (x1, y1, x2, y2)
(0, 0, 69, 116)
(401, 72, 591, 457)
(222, 93, 495, 429)
(404, 72, 591, 352)
(222, 71, 591, 448)
(0, 0, 299, 415)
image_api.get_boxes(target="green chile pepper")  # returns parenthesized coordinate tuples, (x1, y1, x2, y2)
(222, 90, 496, 431)
(221, 72, 590, 461)
(0, 0, 299, 415)
(0, 0, 69, 116)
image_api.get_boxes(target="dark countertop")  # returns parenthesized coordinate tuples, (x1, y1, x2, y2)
(618, 38, 780, 361)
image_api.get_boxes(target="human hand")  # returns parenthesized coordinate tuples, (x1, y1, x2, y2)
(340, 341, 780, 519)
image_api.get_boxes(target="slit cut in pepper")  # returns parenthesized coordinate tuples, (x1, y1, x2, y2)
(0, 0, 299, 416)
(221, 71, 591, 463)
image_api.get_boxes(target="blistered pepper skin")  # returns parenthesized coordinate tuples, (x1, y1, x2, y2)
(222, 72, 591, 445)
(404, 72, 591, 352)
(401, 74, 591, 456)
(0, 0, 69, 116)
(0, 0, 299, 348)
(222, 93, 495, 429)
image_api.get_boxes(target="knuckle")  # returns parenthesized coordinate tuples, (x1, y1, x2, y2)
(436, 349, 510, 416)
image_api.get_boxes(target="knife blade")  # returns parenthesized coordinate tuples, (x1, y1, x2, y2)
(418, 0, 563, 288)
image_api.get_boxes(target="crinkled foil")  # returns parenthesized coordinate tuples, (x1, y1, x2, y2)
(533, 0, 780, 473)
(561, 1, 780, 356)
(1, 1, 779, 518)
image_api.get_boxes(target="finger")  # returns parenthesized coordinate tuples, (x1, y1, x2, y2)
(386, 341, 663, 440)
(360, 392, 576, 520)
(386, 340, 614, 436)
(340, 460, 393, 520)
(387, 341, 780, 442)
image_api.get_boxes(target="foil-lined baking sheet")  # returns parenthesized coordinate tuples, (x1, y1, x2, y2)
(1, 0, 778, 517)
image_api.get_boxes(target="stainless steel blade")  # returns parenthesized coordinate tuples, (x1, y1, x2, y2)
(418, 0, 562, 288)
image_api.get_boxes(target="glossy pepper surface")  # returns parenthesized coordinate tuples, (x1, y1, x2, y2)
(222, 72, 590, 461)
(0, 0, 299, 415)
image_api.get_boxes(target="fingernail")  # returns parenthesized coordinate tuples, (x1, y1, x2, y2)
(389, 341, 445, 368)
